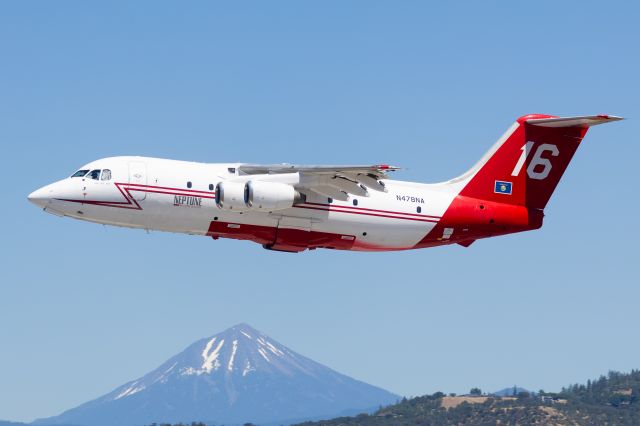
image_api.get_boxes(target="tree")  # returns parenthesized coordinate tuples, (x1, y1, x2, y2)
(470, 387, 482, 396)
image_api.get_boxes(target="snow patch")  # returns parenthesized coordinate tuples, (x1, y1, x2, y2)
(182, 338, 225, 376)
(180, 367, 202, 376)
(202, 338, 216, 362)
(228, 340, 238, 371)
(126, 386, 145, 397)
(202, 338, 225, 373)
(114, 382, 146, 400)
(256, 335, 283, 357)
(265, 341, 284, 356)
(154, 362, 177, 384)
(240, 331, 252, 339)
(242, 360, 255, 377)
(258, 347, 270, 362)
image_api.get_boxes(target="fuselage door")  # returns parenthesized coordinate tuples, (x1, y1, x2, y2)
(128, 161, 147, 201)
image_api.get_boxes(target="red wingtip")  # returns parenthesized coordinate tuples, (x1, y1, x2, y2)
(373, 164, 400, 171)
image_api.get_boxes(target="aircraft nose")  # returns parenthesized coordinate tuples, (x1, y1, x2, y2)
(28, 185, 54, 208)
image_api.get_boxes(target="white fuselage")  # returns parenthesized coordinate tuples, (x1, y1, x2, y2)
(28, 156, 461, 251)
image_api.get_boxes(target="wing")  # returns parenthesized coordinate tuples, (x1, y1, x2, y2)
(237, 163, 400, 201)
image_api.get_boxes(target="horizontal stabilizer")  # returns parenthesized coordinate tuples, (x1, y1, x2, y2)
(526, 115, 623, 128)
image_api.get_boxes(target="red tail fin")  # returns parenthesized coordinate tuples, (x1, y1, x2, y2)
(455, 114, 622, 210)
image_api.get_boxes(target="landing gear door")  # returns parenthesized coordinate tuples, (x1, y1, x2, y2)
(271, 216, 312, 252)
(128, 161, 147, 201)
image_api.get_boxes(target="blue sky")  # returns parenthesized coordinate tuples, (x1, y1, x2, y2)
(1, 1, 638, 422)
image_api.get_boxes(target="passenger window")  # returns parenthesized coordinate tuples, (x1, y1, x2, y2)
(101, 169, 112, 181)
(209, 184, 214, 191)
(71, 170, 89, 178)
(353, 199, 358, 206)
(88, 169, 101, 180)
(417, 206, 422, 213)
(187, 181, 192, 188)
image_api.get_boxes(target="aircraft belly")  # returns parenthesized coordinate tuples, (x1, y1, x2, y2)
(262, 204, 433, 250)
(314, 212, 431, 250)
(49, 199, 136, 226)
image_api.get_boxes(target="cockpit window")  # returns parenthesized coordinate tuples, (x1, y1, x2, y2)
(71, 169, 89, 178)
(88, 169, 101, 180)
(101, 169, 112, 181)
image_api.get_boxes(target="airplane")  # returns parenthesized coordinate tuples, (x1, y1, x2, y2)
(28, 114, 621, 253)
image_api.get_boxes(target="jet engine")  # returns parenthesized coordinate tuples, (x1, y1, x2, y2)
(244, 181, 305, 211)
(215, 181, 248, 210)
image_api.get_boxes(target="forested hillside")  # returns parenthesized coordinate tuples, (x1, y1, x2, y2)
(294, 370, 640, 426)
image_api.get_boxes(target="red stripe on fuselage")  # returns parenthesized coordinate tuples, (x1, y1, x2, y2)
(122, 183, 215, 196)
(56, 182, 216, 210)
(300, 201, 441, 219)
(56, 183, 442, 225)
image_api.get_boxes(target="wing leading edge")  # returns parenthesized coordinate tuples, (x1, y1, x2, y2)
(237, 163, 400, 201)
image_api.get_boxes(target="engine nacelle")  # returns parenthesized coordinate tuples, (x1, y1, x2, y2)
(245, 181, 304, 211)
(215, 181, 248, 210)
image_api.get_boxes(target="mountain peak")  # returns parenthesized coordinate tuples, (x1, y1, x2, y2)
(230, 322, 256, 330)
(36, 324, 398, 426)
(178, 323, 297, 378)
(226, 322, 258, 333)
(217, 322, 264, 341)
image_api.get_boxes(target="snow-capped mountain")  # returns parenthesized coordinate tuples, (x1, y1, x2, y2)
(35, 323, 398, 426)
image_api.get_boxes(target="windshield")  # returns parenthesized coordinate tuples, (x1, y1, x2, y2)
(71, 169, 89, 178)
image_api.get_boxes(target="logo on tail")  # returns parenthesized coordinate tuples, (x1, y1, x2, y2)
(494, 181, 513, 195)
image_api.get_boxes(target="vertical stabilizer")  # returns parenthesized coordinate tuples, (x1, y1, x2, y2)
(452, 114, 622, 210)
